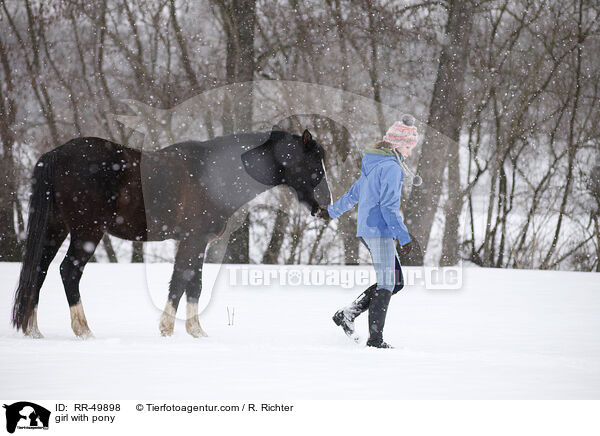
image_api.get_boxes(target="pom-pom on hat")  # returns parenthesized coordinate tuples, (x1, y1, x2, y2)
(383, 114, 418, 150)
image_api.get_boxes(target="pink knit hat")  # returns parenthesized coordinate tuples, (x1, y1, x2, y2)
(383, 114, 422, 186)
(383, 115, 418, 150)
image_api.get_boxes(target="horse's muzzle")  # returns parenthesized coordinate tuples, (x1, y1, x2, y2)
(313, 179, 332, 208)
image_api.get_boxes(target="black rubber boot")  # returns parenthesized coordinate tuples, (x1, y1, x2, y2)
(366, 289, 393, 349)
(332, 284, 376, 341)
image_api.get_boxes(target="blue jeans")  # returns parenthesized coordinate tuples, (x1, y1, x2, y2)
(361, 237, 404, 294)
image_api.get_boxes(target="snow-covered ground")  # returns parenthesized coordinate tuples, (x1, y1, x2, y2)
(1, 262, 599, 399)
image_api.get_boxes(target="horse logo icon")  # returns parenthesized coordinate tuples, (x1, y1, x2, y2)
(3, 402, 50, 433)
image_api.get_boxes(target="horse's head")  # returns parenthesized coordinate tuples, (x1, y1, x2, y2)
(273, 129, 332, 215)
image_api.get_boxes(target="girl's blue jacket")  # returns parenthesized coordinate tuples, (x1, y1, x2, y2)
(327, 152, 411, 245)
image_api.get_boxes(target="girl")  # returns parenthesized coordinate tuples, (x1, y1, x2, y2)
(317, 115, 419, 348)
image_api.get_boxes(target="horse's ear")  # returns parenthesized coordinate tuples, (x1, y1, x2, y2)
(302, 129, 313, 146)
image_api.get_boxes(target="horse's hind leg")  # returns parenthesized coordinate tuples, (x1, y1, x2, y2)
(160, 241, 191, 336)
(26, 216, 67, 338)
(60, 231, 102, 338)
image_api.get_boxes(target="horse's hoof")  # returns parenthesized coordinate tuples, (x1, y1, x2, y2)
(75, 329, 94, 340)
(160, 301, 176, 336)
(70, 302, 93, 339)
(159, 319, 175, 336)
(160, 326, 174, 337)
(24, 307, 43, 338)
(187, 328, 208, 338)
(72, 320, 93, 339)
(186, 320, 208, 338)
(24, 329, 44, 339)
(159, 316, 175, 337)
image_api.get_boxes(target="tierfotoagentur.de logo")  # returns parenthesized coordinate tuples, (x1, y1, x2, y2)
(3, 402, 50, 434)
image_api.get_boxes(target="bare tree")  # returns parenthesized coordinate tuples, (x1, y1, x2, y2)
(0, 33, 21, 261)
(404, 0, 475, 263)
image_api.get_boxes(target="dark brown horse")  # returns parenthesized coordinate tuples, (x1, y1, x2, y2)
(12, 129, 331, 338)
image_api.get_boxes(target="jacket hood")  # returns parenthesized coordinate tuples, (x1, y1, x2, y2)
(361, 151, 398, 176)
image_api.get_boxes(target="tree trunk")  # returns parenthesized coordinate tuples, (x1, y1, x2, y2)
(0, 191, 20, 261)
(100, 234, 118, 263)
(540, 0, 584, 269)
(440, 135, 461, 265)
(232, 0, 256, 132)
(262, 208, 288, 264)
(285, 216, 302, 265)
(224, 215, 250, 264)
(340, 215, 359, 265)
(404, 0, 474, 261)
(131, 240, 144, 263)
(0, 143, 20, 264)
(0, 35, 21, 261)
(218, 0, 256, 264)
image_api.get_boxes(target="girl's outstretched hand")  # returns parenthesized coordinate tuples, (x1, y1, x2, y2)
(315, 206, 331, 221)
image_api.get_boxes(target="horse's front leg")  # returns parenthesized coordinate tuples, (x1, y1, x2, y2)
(185, 300, 208, 338)
(159, 236, 208, 337)
(184, 240, 209, 338)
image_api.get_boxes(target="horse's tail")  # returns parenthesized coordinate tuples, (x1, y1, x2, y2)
(12, 152, 58, 332)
